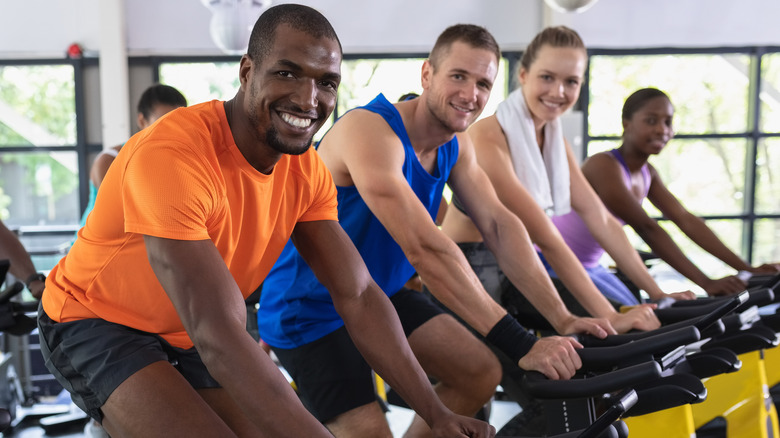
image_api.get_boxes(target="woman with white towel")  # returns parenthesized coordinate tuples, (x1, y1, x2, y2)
(440, 27, 693, 328)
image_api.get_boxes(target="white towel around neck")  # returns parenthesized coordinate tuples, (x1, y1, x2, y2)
(495, 88, 571, 216)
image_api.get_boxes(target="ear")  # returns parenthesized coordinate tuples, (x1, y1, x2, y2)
(137, 112, 147, 130)
(518, 67, 528, 86)
(421, 60, 433, 90)
(239, 54, 253, 91)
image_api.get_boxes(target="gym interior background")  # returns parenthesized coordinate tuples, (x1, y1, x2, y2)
(0, 0, 778, 292)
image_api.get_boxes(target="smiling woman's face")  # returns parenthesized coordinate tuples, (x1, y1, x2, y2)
(519, 45, 586, 127)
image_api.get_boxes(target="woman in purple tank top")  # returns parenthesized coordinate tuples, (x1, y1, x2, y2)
(582, 88, 779, 297)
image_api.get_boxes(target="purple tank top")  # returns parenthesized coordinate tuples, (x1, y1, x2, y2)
(551, 149, 650, 268)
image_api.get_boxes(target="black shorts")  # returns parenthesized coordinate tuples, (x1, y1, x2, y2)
(272, 287, 444, 423)
(37, 306, 219, 423)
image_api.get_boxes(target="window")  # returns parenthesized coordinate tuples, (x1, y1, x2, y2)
(584, 48, 780, 279)
(338, 56, 509, 122)
(0, 62, 86, 268)
(159, 61, 240, 106)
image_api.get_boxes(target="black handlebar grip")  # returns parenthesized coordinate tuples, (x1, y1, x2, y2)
(522, 361, 662, 399)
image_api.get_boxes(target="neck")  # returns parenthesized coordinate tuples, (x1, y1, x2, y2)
(224, 97, 280, 175)
(617, 144, 648, 172)
(402, 99, 456, 154)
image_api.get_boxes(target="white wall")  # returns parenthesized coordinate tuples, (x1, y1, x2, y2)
(1, 0, 777, 150)
(2, 0, 778, 59)
(553, 0, 780, 48)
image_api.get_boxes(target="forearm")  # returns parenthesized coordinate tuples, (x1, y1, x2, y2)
(484, 222, 577, 332)
(198, 329, 331, 436)
(635, 222, 712, 288)
(336, 284, 450, 428)
(0, 225, 37, 280)
(595, 220, 666, 299)
(676, 217, 750, 271)
(410, 238, 506, 335)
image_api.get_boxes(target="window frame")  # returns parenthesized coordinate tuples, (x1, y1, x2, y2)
(581, 46, 780, 263)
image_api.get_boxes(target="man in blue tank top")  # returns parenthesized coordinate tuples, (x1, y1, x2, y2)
(260, 24, 615, 438)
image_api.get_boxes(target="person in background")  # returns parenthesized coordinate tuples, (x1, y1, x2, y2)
(0, 220, 45, 299)
(76, 83, 187, 232)
(575, 87, 778, 296)
(38, 5, 492, 437)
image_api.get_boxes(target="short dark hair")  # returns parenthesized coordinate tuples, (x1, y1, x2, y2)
(428, 24, 500, 70)
(622, 88, 671, 121)
(398, 92, 419, 102)
(137, 84, 187, 119)
(520, 26, 586, 71)
(246, 4, 342, 63)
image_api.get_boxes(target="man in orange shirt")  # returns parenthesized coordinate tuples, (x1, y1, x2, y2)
(37, 4, 494, 437)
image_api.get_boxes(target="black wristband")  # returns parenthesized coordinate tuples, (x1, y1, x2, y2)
(25, 272, 46, 288)
(486, 314, 537, 364)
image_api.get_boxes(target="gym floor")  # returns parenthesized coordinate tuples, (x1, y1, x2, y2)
(2, 399, 521, 437)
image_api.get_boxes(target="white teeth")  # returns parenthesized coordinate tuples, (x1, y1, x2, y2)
(542, 101, 562, 109)
(280, 112, 312, 128)
(453, 104, 471, 112)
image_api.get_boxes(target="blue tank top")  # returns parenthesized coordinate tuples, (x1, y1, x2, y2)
(258, 94, 459, 348)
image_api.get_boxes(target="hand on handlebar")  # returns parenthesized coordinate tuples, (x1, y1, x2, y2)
(556, 315, 615, 339)
(429, 412, 496, 438)
(663, 290, 697, 301)
(749, 263, 780, 274)
(517, 336, 583, 380)
(703, 275, 747, 297)
(608, 305, 660, 333)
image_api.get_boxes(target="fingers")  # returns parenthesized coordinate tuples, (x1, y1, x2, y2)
(583, 319, 612, 338)
(562, 317, 614, 338)
(434, 415, 495, 438)
(519, 335, 586, 380)
(706, 276, 746, 296)
(555, 338, 581, 379)
(624, 306, 660, 331)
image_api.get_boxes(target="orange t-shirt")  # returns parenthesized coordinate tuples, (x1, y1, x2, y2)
(42, 100, 338, 349)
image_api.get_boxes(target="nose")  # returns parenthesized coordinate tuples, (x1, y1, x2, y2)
(290, 79, 318, 111)
(459, 81, 479, 104)
(552, 81, 565, 97)
(656, 122, 672, 137)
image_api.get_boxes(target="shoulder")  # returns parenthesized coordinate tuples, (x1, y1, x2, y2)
(645, 162, 661, 180)
(333, 107, 392, 134)
(320, 108, 401, 154)
(468, 115, 504, 145)
(582, 151, 619, 171)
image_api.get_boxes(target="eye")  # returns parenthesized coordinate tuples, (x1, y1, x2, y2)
(540, 74, 553, 81)
(276, 71, 295, 78)
(318, 80, 338, 90)
(452, 73, 464, 81)
(567, 79, 580, 86)
(477, 80, 492, 90)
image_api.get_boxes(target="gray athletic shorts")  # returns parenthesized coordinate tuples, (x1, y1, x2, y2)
(37, 305, 219, 423)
